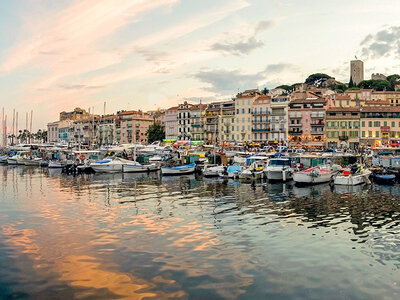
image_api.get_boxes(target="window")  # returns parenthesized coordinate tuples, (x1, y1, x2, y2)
(374, 121, 380, 127)
(362, 131, 365, 137)
(369, 121, 372, 127)
(392, 121, 395, 127)
(242, 108, 245, 114)
(236, 109, 239, 114)
(384, 121, 387, 126)
(362, 121, 365, 127)
(254, 108, 257, 114)
(368, 131, 372, 137)
(376, 131, 379, 138)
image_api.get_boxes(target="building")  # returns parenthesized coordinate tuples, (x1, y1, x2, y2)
(350, 59, 364, 85)
(288, 91, 333, 148)
(234, 89, 261, 143)
(270, 95, 290, 144)
(360, 106, 400, 147)
(115, 110, 153, 144)
(177, 102, 194, 141)
(165, 106, 178, 141)
(58, 120, 73, 144)
(69, 119, 97, 147)
(325, 106, 360, 149)
(190, 104, 207, 141)
(204, 100, 235, 143)
(96, 115, 116, 145)
(344, 89, 372, 103)
(334, 94, 359, 107)
(371, 91, 400, 106)
(371, 73, 386, 80)
(60, 107, 91, 121)
(47, 121, 59, 143)
(252, 95, 271, 143)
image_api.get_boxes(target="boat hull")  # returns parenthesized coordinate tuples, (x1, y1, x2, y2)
(161, 164, 196, 176)
(334, 171, 371, 186)
(123, 163, 159, 173)
(293, 172, 333, 185)
(266, 169, 293, 181)
(91, 163, 122, 173)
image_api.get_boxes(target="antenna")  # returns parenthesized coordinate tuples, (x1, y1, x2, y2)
(355, 55, 358, 60)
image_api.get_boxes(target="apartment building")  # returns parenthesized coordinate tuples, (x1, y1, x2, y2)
(96, 114, 116, 145)
(252, 95, 271, 143)
(234, 89, 261, 143)
(325, 107, 360, 149)
(288, 91, 332, 147)
(165, 106, 178, 141)
(190, 104, 207, 141)
(177, 102, 193, 141)
(115, 110, 153, 144)
(360, 106, 400, 147)
(270, 95, 289, 144)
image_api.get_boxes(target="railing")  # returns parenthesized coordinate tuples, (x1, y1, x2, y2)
(252, 128, 270, 132)
(288, 130, 303, 135)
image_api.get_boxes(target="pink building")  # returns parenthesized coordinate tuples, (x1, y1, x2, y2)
(288, 91, 333, 148)
(116, 110, 153, 144)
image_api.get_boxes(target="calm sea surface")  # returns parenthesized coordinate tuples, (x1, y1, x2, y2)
(0, 165, 399, 299)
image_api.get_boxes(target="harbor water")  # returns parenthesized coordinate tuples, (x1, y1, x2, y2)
(0, 165, 399, 299)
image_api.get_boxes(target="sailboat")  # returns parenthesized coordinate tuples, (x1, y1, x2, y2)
(122, 134, 159, 173)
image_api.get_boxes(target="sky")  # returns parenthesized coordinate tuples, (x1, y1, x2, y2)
(1, 0, 400, 130)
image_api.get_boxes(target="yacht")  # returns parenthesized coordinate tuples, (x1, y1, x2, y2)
(265, 158, 293, 181)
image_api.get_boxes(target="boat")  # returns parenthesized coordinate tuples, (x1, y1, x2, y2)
(0, 156, 8, 164)
(48, 160, 65, 168)
(239, 163, 264, 181)
(90, 158, 126, 173)
(122, 162, 159, 173)
(203, 165, 225, 177)
(23, 157, 42, 166)
(293, 165, 339, 185)
(161, 163, 196, 176)
(334, 166, 372, 186)
(372, 172, 396, 184)
(219, 165, 243, 179)
(149, 155, 163, 162)
(265, 158, 293, 181)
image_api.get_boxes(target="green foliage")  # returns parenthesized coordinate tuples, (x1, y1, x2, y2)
(357, 79, 391, 91)
(275, 83, 301, 93)
(304, 73, 332, 87)
(261, 87, 269, 95)
(348, 76, 354, 88)
(147, 123, 165, 143)
(386, 74, 400, 90)
(332, 83, 347, 93)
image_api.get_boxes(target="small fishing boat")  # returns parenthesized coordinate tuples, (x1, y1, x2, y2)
(219, 165, 243, 179)
(123, 162, 159, 173)
(265, 158, 293, 182)
(293, 165, 339, 185)
(203, 165, 225, 177)
(161, 163, 196, 176)
(334, 166, 372, 186)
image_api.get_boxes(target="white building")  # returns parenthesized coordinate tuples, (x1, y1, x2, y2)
(165, 106, 178, 140)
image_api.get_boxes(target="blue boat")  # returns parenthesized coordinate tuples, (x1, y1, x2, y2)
(161, 163, 196, 176)
(373, 173, 396, 184)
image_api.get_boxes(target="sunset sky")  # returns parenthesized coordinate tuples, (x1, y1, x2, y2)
(1, 0, 400, 129)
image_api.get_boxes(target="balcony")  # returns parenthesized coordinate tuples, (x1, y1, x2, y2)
(311, 115, 324, 119)
(288, 130, 303, 135)
(289, 123, 302, 127)
(339, 136, 349, 141)
(311, 131, 324, 135)
(311, 122, 325, 127)
(191, 124, 203, 128)
(252, 128, 270, 132)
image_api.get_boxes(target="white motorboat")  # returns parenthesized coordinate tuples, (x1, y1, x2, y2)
(203, 165, 225, 177)
(219, 165, 243, 179)
(123, 162, 159, 173)
(24, 157, 42, 166)
(239, 163, 264, 181)
(265, 158, 293, 181)
(90, 158, 127, 173)
(149, 155, 163, 162)
(293, 165, 339, 185)
(161, 163, 196, 176)
(48, 160, 65, 168)
(0, 156, 8, 164)
(334, 167, 372, 186)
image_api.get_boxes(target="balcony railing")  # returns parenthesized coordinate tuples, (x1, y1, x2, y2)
(288, 130, 303, 135)
(252, 128, 270, 132)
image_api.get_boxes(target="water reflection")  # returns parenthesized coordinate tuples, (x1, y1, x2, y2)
(0, 165, 400, 299)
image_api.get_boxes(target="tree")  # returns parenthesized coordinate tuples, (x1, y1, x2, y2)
(348, 76, 354, 88)
(386, 74, 400, 90)
(358, 79, 391, 91)
(147, 123, 165, 144)
(261, 87, 269, 95)
(304, 73, 332, 87)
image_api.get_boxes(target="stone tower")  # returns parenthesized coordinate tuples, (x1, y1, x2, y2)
(350, 60, 364, 85)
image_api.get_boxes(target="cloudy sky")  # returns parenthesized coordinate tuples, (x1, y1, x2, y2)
(1, 0, 400, 129)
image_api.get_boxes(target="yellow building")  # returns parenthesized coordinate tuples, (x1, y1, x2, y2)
(371, 91, 400, 106)
(325, 106, 360, 149)
(234, 89, 261, 143)
(360, 106, 400, 147)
